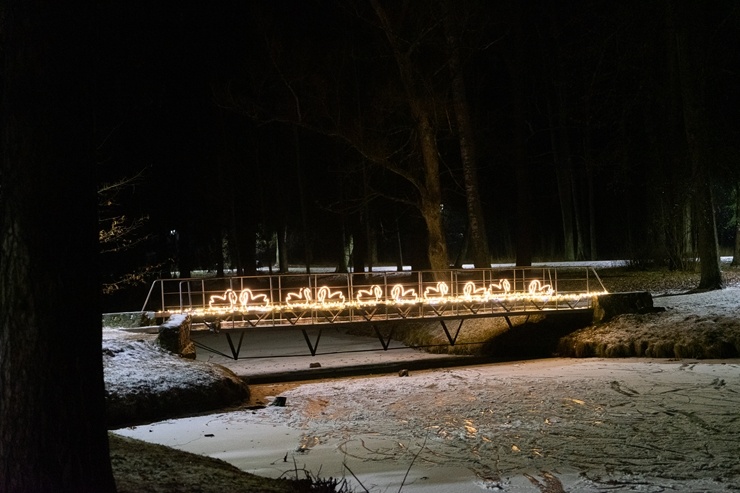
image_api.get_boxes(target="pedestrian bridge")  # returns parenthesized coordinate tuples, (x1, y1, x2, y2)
(142, 266, 607, 359)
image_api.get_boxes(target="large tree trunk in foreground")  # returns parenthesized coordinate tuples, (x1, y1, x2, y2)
(0, 1, 117, 491)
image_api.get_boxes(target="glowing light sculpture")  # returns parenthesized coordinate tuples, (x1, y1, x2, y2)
(238, 289, 270, 310)
(355, 285, 383, 304)
(285, 287, 313, 308)
(166, 268, 607, 328)
(390, 284, 418, 304)
(489, 279, 511, 295)
(209, 289, 239, 311)
(527, 279, 553, 296)
(316, 286, 346, 308)
(423, 282, 449, 303)
(462, 281, 492, 302)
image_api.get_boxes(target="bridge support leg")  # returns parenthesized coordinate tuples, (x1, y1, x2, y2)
(372, 324, 395, 351)
(440, 319, 465, 346)
(503, 314, 530, 330)
(224, 331, 245, 360)
(301, 327, 323, 356)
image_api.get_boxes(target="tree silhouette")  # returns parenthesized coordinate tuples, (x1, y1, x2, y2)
(0, 0, 116, 490)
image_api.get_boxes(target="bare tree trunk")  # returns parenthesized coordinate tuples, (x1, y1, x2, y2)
(418, 114, 450, 271)
(442, 4, 490, 268)
(584, 140, 598, 260)
(294, 127, 312, 273)
(548, 8, 584, 261)
(396, 218, 405, 271)
(277, 224, 290, 273)
(370, 0, 450, 272)
(661, 3, 692, 271)
(362, 167, 376, 272)
(507, 4, 533, 267)
(671, 0, 723, 290)
(547, 99, 576, 261)
(0, 0, 116, 490)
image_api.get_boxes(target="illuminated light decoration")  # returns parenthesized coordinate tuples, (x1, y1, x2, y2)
(355, 285, 383, 304)
(390, 284, 418, 303)
(238, 289, 270, 309)
(209, 289, 239, 310)
(208, 288, 270, 312)
(527, 279, 553, 296)
(462, 281, 492, 302)
(177, 273, 607, 322)
(316, 286, 346, 307)
(490, 279, 511, 294)
(423, 282, 449, 303)
(285, 287, 313, 308)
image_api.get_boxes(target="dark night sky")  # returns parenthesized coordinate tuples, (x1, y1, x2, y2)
(94, 0, 740, 302)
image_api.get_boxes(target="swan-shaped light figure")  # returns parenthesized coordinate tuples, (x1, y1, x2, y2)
(238, 289, 270, 310)
(462, 281, 491, 302)
(423, 282, 449, 303)
(316, 286, 346, 307)
(209, 289, 239, 310)
(390, 284, 418, 303)
(489, 279, 511, 295)
(285, 287, 313, 308)
(355, 285, 383, 305)
(527, 279, 553, 297)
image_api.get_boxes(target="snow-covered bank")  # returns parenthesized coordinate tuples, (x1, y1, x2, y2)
(103, 331, 249, 428)
(559, 287, 740, 358)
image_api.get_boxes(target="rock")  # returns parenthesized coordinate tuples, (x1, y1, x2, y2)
(592, 291, 660, 324)
(180, 341, 197, 360)
(103, 338, 250, 428)
(271, 396, 287, 407)
(102, 311, 156, 328)
(309, 362, 321, 368)
(399, 369, 409, 377)
(157, 314, 195, 358)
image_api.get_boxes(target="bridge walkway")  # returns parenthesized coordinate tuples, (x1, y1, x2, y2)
(142, 266, 606, 360)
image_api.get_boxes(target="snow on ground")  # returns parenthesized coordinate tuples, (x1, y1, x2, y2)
(103, 329, 249, 427)
(114, 359, 740, 492)
(110, 285, 740, 492)
(559, 288, 740, 359)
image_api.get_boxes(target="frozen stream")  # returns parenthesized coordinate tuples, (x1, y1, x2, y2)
(114, 358, 740, 492)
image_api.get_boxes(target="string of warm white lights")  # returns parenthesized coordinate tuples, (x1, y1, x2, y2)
(196, 278, 602, 316)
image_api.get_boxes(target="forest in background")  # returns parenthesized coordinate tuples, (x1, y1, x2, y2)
(95, 0, 740, 309)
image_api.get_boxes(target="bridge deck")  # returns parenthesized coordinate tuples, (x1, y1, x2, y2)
(143, 266, 606, 359)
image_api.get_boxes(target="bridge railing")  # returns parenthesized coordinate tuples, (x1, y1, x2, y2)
(141, 266, 607, 327)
